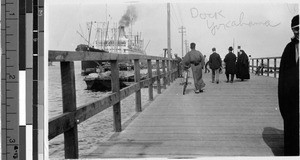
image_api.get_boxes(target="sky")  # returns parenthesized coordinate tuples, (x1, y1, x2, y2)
(46, 0, 299, 59)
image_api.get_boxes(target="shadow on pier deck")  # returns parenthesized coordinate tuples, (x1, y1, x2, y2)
(83, 73, 283, 158)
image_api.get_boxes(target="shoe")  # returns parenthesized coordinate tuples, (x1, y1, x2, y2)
(199, 90, 204, 93)
(195, 90, 200, 94)
(216, 81, 219, 84)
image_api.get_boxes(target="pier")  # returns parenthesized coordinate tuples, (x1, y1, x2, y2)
(48, 51, 283, 158)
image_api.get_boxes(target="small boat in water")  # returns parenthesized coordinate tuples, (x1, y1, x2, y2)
(84, 73, 131, 91)
(84, 71, 147, 91)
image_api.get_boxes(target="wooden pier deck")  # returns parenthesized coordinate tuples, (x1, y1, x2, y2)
(83, 73, 283, 158)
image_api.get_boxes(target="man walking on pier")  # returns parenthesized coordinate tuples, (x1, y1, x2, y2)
(182, 43, 205, 93)
(278, 14, 299, 156)
(208, 48, 222, 84)
(224, 46, 237, 83)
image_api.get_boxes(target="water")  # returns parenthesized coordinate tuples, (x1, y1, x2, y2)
(48, 61, 112, 119)
(48, 61, 157, 158)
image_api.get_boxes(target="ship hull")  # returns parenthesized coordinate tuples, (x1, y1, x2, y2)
(84, 78, 131, 91)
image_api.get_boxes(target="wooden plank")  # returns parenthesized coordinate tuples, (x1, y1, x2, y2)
(147, 59, 154, 101)
(48, 50, 169, 62)
(134, 59, 142, 112)
(84, 73, 283, 158)
(48, 112, 76, 140)
(60, 61, 78, 158)
(111, 60, 122, 132)
(251, 56, 281, 60)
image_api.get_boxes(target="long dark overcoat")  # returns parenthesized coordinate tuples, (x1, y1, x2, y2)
(236, 51, 250, 79)
(278, 38, 299, 156)
(224, 52, 236, 74)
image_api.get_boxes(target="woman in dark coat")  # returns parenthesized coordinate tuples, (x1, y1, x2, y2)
(278, 14, 299, 156)
(236, 50, 250, 81)
(224, 46, 236, 83)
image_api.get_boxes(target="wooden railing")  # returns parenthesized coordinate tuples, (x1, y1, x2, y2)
(249, 56, 281, 78)
(48, 50, 179, 159)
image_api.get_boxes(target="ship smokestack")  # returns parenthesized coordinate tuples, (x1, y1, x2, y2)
(118, 25, 126, 38)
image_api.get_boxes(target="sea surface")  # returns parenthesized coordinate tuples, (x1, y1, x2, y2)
(48, 61, 157, 158)
(48, 61, 112, 119)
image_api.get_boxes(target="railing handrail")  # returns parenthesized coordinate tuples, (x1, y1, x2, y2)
(49, 50, 171, 62)
(250, 56, 281, 60)
(48, 50, 179, 158)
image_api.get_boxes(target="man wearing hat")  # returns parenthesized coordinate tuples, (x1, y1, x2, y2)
(278, 14, 299, 156)
(224, 46, 237, 83)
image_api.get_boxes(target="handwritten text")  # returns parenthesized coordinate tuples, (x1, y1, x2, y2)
(190, 8, 281, 35)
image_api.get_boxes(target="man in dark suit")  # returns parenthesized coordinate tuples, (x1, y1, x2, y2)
(208, 48, 222, 84)
(278, 14, 299, 156)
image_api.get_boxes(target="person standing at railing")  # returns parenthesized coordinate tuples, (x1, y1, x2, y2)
(224, 46, 237, 83)
(174, 54, 182, 77)
(208, 47, 222, 84)
(278, 14, 299, 156)
(236, 50, 250, 81)
(182, 42, 205, 93)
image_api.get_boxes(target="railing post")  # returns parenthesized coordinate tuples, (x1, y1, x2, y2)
(167, 60, 170, 84)
(156, 60, 162, 94)
(177, 60, 180, 78)
(261, 59, 264, 76)
(134, 59, 142, 112)
(162, 60, 167, 89)
(111, 60, 122, 132)
(256, 59, 259, 74)
(60, 62, 78, 159)
(267, 58, 270, 76)
(274, 58, 277, 78)
(171, 60, 174, 82)
(147, 59, 153, 101)
(166, 60, 170, 86)
(252, 59, 254, 73)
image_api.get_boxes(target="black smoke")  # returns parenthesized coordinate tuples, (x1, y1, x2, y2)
(119, 5, 138, 27)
